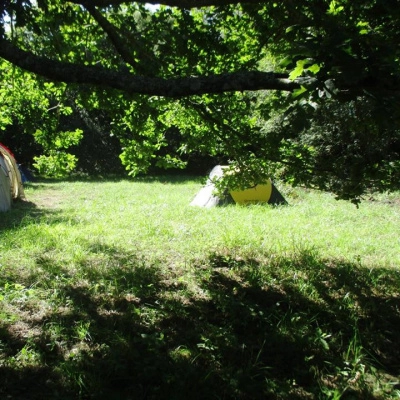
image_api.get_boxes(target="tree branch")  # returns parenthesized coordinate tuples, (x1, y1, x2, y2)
(85, 5, 138, 69)
(0, 38, 300, 97)
(84, 5, 159, 75)
(69, 0, 266, 9)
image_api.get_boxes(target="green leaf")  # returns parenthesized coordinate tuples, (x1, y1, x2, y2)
(328, 1, 344, 15)
(285, 25, 298, 34)
(292, 86, 307, 98)
(289, 59, 309, 80)
(307, 63, 320, 74)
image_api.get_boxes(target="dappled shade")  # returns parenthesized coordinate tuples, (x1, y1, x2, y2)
(0, 235, 399, 398)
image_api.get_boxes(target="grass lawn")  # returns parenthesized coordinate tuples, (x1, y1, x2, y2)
(1, 176, 399, 399)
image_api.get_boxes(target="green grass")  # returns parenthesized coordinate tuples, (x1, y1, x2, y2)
(1, 176, 400, 399)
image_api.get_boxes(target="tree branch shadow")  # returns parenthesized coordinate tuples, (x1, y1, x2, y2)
(1, 244, 399, 399)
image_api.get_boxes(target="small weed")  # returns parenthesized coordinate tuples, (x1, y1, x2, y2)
(74, 321, 92, 342)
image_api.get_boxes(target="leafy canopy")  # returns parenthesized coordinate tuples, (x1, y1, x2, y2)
(0, 0, 399, 202)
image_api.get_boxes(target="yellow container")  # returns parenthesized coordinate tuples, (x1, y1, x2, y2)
(230, 180, 272, 205)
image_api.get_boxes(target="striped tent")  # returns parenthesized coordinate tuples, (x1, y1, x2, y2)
(0, 143, 25, 212)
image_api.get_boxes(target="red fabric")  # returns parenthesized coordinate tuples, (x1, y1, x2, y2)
(0, 143, 15, 158)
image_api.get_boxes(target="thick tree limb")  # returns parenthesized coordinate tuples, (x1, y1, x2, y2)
(69, 0, 266, 9)
(0, 38, 300, 97)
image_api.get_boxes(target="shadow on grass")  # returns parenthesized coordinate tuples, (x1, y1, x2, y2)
(1, 245, 399, 399)
(28, 174, 203, 185)
(0, 198, 84, 233)
(0, 198, 44, 232)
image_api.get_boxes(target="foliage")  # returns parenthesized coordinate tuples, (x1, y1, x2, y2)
(242, 95, 400, 204)
(0, 0, 399, 199)
(277, 98, 400, 203)
(32, 128, 83, 177)
(0, 60, 84, 176)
